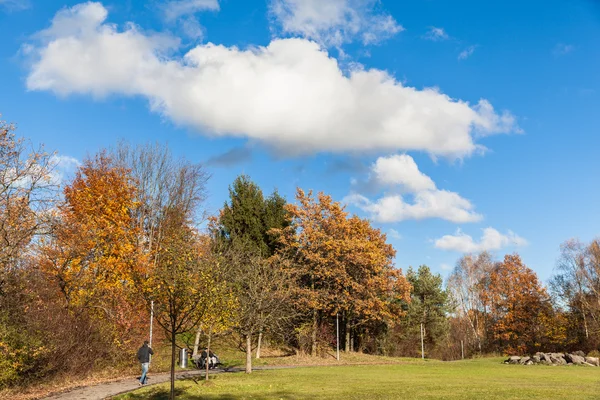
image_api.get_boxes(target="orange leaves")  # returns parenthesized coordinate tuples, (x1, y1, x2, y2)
(277, 188, 409, 325)
(40, 153, 140, 308)
(481, 254, 551, 353)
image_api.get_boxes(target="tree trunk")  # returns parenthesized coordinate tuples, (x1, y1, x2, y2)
(245, 333, 253, 374)
(256, 331, 262, 359)
(311, 309, 318, 357)
(345, 318, 350, 352)
(205, 327, 212, 380)
(193, 324, 202, 358)
(170, 330, 176, 400)
(350, 329, 354, 352)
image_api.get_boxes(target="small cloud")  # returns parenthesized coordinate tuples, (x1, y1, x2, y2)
(553, 43, 574, 56)
(49, 154, 81, 185)
(162, 0, 219, 22)
(206, 146, 252, 167)
(440, 263, 452, 271)
(434, 227, 527, 253)
(269, 0, 403, 48)
(388, 229, 402, 240)
(0, 0, 30, 12)
(458, 45, 476, 60)
(423, 26, 449, 41)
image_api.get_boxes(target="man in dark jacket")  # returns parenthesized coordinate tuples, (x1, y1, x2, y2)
(136, 341, 154, 385)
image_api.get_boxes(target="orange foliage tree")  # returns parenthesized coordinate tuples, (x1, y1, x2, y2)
(480, 254, 557, 354)
(275, 189, 410, 355)
(40, 153, 144, 346)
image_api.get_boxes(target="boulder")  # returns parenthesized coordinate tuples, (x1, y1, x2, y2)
(541, 353, 552, 364)
(565, 354, 585, 365)
(507, 356, 521, 364)
(550, 355, 566, 365)
(573, 350, 586, 357)
(582, 362, 596, 367)
(519, 356, 531, 365)
(532, 355, 541, 363)
(585, 357, 599, 366)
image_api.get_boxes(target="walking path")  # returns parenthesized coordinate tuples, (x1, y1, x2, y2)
(41, 366, 297, 400)
(43, 369, 222, 400)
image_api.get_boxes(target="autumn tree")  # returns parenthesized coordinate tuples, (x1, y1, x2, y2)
(480, 254, 554, 354)
(41, 153, 139, 308)
(275, 189, 410, 355)
(0, 117, 58, 387)
(0, 117, 56, 281)
(113, 142, 212, 398)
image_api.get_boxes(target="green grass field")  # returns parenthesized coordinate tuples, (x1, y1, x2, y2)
(115, 357, 600, 400)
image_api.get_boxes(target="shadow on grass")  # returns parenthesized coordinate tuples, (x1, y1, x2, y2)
(121, 387, 297, 400)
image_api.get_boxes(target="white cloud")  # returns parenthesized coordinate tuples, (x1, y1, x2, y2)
(458, 45, 476, 60)
(553, 43, 574, 56)
(49, 154, 81, 185)
(269, 0, 403, 47)
(424, 26, 448, 41)
(344, 154, 482, 223)
(434, 227, 528, 253)
(25, 2, 518, 158)
(162, 0, 219, 22)
(0, 0, 30, 11)
(346, 190, 482, 223)
(372, 154, 435, 192)
(388, 228, 402, 240)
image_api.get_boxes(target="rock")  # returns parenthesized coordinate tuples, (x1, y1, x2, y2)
(585, 357, 599, 366)
(550, 355, 566, 365)
(532, 355, 541, 363)
(573, 350, 586, 357)
(565, 354, 585, 365)
(519, 356, 531, 365)
(541, 353, 552, 364)
(582, 362, 596, 367)
(507, 356, 521, 364)
(525, 360, 534, 365)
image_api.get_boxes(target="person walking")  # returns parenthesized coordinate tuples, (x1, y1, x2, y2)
(136, 340, 154, 385)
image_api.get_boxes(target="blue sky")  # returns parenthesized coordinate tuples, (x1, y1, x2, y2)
(1, 0, 599, 282)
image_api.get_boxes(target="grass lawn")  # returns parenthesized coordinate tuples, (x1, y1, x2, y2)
(114, 357, 600, 399)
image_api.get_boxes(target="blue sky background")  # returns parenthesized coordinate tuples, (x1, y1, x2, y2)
(1, 0, 599, 283)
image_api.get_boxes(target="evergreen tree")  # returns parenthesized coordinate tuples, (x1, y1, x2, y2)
(216, 175, 288, 257)
(404, 265, 450, 352)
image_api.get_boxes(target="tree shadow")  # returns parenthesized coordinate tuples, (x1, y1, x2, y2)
(121, 387, 298, 400)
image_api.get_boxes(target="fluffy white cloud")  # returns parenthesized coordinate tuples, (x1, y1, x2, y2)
(162, 0, 219, 22)
(372, 154, 435, 192)
(26, 2, 518, 158)
(269, 0, 403, 47)
(424, 27, 448, 41)
(345, 154, 482, 223)
(434, 227, 528, 253)
(346, 190, 482, 223)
